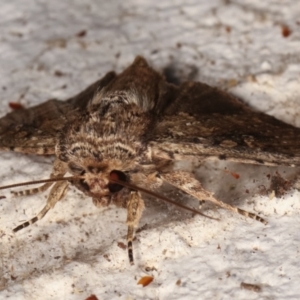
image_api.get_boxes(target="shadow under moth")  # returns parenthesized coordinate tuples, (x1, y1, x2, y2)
(1, 56, 300, 265)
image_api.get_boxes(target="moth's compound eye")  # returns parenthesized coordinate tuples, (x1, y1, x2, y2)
(79, 179, 90, 192)
(68, 162, 85, 175)
(108, 170, 127, 193)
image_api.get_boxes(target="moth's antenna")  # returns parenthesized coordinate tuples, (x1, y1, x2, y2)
(0, 176, 83, 191)
(109, 178, 219, 221)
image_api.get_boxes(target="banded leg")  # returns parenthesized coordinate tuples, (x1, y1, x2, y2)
(161, 171, 267, 225)
(126, 191, 145, 265)
(11, 158, 67, 197)
(12, 182, 53, 197)
(13, 180, 69, 232)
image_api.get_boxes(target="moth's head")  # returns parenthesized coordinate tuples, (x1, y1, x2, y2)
(56, 120, 142, 200)
(65, 157, 134, 200)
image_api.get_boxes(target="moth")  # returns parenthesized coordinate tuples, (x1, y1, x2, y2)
(1, 56, 300, 265)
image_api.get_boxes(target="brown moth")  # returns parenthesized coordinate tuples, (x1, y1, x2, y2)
(1, 56, 300, 265)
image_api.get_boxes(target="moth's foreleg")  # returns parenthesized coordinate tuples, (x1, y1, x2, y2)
(126, 191, 145, 265)
(161, 171, 267, 225)
(13, 180, 69, 232)
(11, 182, 54, 197)
(11, 158, 67, 197)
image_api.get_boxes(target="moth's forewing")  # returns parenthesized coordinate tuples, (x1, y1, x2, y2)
(0, 100, 75, 154)
(150, 81, 300, 167)
(0, 71, 117, 155)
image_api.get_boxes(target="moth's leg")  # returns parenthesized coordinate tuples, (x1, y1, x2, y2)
(161, 171, 267, 225)
(11, 158, 67, 197)
(11, 182, 54, 197)
(126, 191, 145, 265)
(13, 180, 69, 232)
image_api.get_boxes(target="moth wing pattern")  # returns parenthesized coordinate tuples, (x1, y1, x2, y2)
(0, 71, 117, 155)
(150, 80, 300, 167)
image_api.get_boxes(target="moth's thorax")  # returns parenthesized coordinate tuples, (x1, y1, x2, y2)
(56, 90, 152, 164)
(55, 90, 154, 198)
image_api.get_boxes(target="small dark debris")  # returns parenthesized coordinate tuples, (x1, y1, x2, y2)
(151, 49, 159, 55)
(9, 102, 24, 110)
(54, 70, 65, 77)
(76, 30, 87, 37)
(103, 254, 111, 262)
(10, 275, 17, 281)
(240, 282, 261, 292)
(225, 26, 231, 33)
(144, 266, 157, 272)
(281, 25, 291, 37)
(117, 241, 127, 250)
